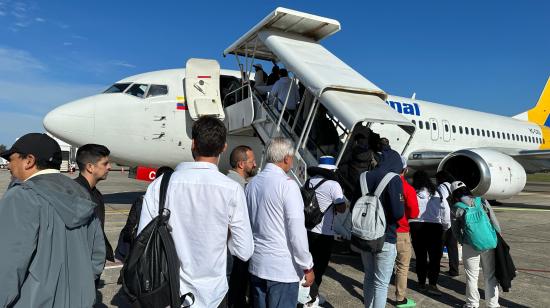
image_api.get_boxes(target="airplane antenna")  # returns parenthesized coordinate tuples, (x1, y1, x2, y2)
(411, 92, 416, 100)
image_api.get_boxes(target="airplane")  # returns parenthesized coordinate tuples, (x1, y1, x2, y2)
(43, 7, 550, 200)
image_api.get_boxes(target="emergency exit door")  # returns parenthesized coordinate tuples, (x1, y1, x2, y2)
(429, 118, 439, 141)
(442, 119, 451, 142)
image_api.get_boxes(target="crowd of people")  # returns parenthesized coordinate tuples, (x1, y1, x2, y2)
(0, 115, 511, 308)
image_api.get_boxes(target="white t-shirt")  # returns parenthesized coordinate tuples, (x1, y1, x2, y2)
(308, 176, 345, 236)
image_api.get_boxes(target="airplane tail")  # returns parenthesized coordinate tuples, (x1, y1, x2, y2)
(514, 77, 550, 126)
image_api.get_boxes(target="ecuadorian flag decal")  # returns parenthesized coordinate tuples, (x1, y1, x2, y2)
(176, 96, 187, 110)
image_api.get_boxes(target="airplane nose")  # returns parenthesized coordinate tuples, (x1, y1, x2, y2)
(43, 97, 96, 144)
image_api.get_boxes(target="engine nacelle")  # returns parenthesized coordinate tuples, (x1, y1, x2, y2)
(437, 149, 526, 199)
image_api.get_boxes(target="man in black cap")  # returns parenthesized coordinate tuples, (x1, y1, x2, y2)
(0, 133, 105, 307)
(74, 144, 115, 263)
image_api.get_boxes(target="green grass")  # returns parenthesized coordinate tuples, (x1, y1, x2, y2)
(527, 173, 550, 182)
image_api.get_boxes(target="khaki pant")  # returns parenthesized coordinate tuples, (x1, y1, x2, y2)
(395, 232, 412, 301)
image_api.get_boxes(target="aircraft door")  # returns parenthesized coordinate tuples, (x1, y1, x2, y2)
(429, 118, 439, 141)
(185, 58, 225, 120)
(442, 119, 451, 142)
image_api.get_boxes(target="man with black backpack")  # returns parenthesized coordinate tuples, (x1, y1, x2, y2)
(136, 116, 254, 308)
(303, 156, 346, 307)
(351, 147, 404, 308)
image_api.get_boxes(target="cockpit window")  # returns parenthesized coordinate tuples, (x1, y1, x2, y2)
(104, 83, 131, 93)
(146, 84, 168, 98)
(125, 84, 148, 98)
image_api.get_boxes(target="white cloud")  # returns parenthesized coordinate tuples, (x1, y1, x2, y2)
(0, 47, 46, 73)
(71, 34, 87, 40)
(110, 60, 136, 68)
(35, 17, 44, 22)
(63, 42, 73, 46)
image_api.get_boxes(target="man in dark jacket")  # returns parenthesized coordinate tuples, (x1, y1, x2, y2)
(74, 144, 114, 263)
(0, 133, 105, 307)
(356, 147, 405, 308)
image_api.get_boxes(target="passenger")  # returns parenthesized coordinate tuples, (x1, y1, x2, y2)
(354, 147, 404, 308)
(0, 133, 105, 307)
(137, 116, 254, 307)
(245, 137, 314, 308)
(114, 166, 174, 263)
(304, 156, 346, 307)
(394, 156, 419, 308)
(435, 170, 460, 277)
(270, 68, 300, 119)
(450, 181, 501, 308)
(266, 64, 280, 86)
(253, 64, 268, 87)
(74, 144, 115, 264)
(226, 145, 257, 308)
(226, 145, 258, 188)
(409, 170, 451, 296)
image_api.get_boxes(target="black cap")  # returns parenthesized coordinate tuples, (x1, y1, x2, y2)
(1, 133, 62, 166)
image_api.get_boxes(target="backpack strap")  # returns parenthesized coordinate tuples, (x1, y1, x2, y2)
(454, 201, 469, 210)
(374, 172, 398, 198)
(158, 170, 174, 216)
(310, 178, 329, 190)
(359, 171, 370, 195)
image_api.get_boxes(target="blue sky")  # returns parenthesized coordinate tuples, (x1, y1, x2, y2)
(0, 1, 549, 146)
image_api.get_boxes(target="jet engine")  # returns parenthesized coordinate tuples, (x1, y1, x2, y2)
(437, 149, 526, 199)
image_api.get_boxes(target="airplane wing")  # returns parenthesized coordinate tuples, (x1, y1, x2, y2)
(406, 147, 550, 173)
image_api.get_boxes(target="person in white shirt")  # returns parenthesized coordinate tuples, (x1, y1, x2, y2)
(253, 64, 267, 87)
(269, 69, 300, 114)
(409, 170, 451, 296)
(138, 116, 254, 308)
(304, 156, 346, 307)
(245, 137, 314, 308)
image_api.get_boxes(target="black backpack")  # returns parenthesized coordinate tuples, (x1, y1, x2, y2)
(122, 171, 194, 307)
(301, 178, 330, 229)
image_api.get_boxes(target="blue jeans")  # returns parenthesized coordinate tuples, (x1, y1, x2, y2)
(250, 275, 299, 308)
(361, 241, 397, 308)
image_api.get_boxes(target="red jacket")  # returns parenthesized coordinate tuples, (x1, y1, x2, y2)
(397, 175, 419, 233)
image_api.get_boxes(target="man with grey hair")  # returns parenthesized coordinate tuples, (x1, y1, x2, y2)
(245, 137, 314, 307)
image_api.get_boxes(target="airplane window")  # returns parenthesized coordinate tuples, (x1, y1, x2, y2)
(459, 126, 463, 134)
(104, 83, 131, 93)
(126, 83, 148, 98)
(497, 132, 500, 139)
(529, 136, 532, 143)
(452, 125, 456, 133)
(465, 127, 469, 135)
(476, 129, 480, 136)
(432, 122, 437, 130)
(146, 85, 168, 98)
(507, 133, 510, 140)
(520, 135, 524, 142)
(419, 121, 424, 129)
(425, 121, 430, 130)
(445, 124, 449, 132)
(492, 131, 495, 138)
(412, 120, 416, 125)
(516, 134, 519, 141)
(512, 134, 515, 141)
(482, 130, 486, 137)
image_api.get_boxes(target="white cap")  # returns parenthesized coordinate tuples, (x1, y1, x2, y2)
(401, 155, 407, 169)
(450, 181, 467, 193)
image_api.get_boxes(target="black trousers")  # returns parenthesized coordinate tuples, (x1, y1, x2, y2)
(410, 222, 444, 286)
(443, 228, 460, 275)
(228, 257, 250, 308)
(307, 231, 334, 299)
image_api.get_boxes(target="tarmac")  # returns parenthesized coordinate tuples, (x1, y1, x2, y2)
(1, 169, 549, 307)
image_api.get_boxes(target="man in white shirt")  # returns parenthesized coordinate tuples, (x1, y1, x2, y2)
(138, 116, 254, 308)
(304, 156, 346, 307)
(269, 69, 300, 114)
(245, 137, 314, 308)
(253, 64, 267, 87)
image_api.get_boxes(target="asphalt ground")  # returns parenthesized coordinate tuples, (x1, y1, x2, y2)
(1, 169, 549, 307)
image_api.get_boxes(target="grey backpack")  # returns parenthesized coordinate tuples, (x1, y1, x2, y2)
(351, 171, 398, 253)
